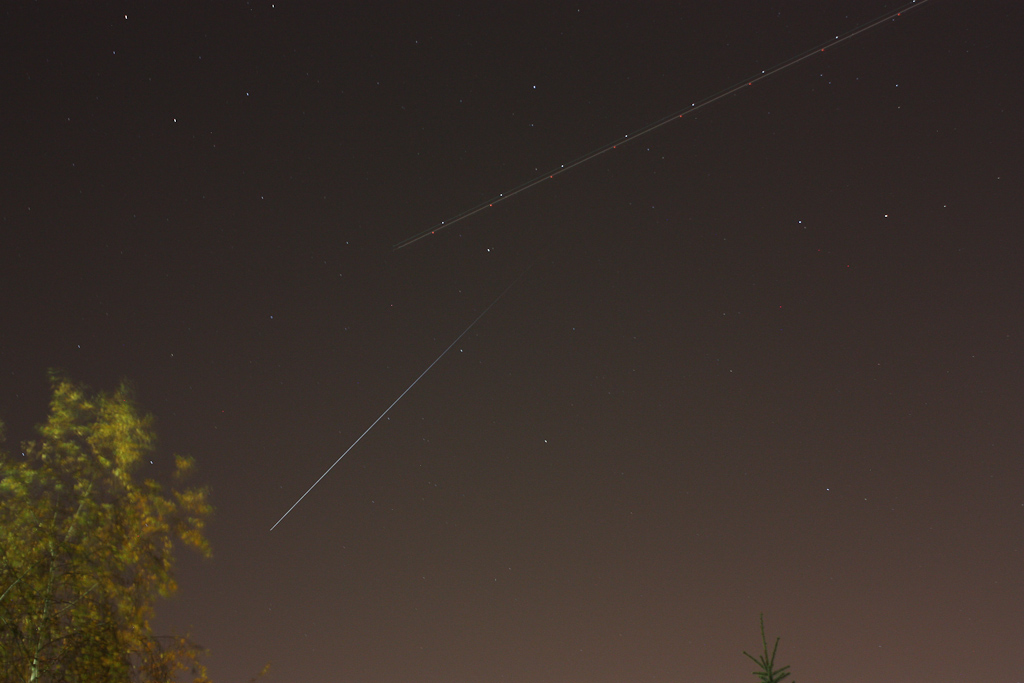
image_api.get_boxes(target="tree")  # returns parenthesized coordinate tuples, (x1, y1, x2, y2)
(743, 614, 793, 683)
(0, 374, 214, 682)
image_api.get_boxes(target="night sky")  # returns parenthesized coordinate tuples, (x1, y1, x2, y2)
(2, 2, 1022, 681)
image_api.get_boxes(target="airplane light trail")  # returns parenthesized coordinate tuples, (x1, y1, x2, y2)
(393, 0, 932, 250)
(278, 0, 933, 530)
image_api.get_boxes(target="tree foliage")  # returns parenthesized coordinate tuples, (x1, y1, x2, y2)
(743, 614, 793, 683)
(0, 374, 213, 682)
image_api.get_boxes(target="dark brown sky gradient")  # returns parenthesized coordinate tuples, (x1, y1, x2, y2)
(2, 2, 1022, 681)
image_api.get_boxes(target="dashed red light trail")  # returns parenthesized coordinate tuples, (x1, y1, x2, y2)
(393, 0, 932, 250)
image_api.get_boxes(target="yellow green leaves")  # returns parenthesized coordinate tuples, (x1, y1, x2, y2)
(0, 375, 213, 683)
